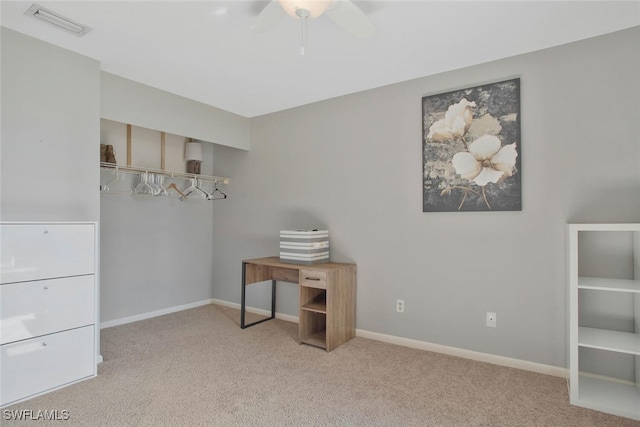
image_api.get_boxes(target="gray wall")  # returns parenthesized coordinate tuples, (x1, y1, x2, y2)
(101, 73, 250, 150)
(209, 26, 640, 367)
(1, 28, 100, 221)
(1, 27, 101, 354)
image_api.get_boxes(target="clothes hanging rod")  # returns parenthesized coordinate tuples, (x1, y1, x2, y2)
(100, 162, 229, 185)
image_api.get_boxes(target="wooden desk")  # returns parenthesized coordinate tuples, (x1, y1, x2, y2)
(241, 257, 356, 352)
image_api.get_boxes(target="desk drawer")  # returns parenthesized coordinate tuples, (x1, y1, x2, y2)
(300, 270, 327, 289)
(271, 267, 299, 284)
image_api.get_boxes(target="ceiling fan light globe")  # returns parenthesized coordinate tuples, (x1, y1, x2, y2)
(278, 0, 333, 19)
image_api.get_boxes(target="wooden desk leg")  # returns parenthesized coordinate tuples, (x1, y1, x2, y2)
(241, 263, 277, 329)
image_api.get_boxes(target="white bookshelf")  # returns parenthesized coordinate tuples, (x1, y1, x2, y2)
(577, 376, 640, 420)
(578, 276, 640, 293)
(567, 223, 640, 421)
(578, 327, 640, 355)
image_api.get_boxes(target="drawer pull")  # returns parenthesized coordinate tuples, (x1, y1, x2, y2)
(43, 285, 49, 290)
(42, 342, 47, 347)
(305, 277, 320, 281)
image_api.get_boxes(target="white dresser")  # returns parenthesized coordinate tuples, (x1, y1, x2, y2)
(0, 222, 98, 407)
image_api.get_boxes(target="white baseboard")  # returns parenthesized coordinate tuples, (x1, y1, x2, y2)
(101, 298, 567, 379)
(100, 299, 216, 329)
(213, 299, 566, 378)
(211, 299, 299, 323)
(355, 329, 568, 378)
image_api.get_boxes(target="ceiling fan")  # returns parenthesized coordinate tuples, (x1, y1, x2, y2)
(251, 0, 376, 55)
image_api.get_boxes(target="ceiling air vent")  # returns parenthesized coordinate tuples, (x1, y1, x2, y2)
(25, 3, 91, 37)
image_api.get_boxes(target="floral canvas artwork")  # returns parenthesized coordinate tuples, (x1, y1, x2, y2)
(422, 78, 521, 212)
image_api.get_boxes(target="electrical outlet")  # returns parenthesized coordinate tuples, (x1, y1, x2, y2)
(486, 312, 496, 327)
(396, 299, 404, 313)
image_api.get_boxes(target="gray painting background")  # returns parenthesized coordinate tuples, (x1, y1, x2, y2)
(422, 79, 521, 212)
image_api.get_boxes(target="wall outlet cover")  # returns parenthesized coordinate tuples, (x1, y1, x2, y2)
(486, 312, 497, 327)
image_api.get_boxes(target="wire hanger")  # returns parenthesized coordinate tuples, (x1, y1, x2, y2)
(100, 168, 133, 193)
(134, 172, 157, 195)
(184, 178, 210, 199)
(208, 181, 227, 200)
(182, 178, 196, 197)
(148, 173, 166, 196)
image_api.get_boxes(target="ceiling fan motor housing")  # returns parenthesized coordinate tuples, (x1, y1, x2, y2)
(278, 0, 333, 19)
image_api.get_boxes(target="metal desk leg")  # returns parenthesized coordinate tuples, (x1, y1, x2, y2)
(241, 263, 277, 329)
(241, 261, 247, 328)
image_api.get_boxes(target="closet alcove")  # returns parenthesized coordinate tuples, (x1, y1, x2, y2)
(99, 119, 226, 329)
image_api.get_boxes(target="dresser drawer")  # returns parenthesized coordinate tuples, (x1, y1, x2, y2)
(0, 223, 95, 284)
(0, 326, 95, 406)
(300, 270, 327, 289)
(0, 275, 95, 345)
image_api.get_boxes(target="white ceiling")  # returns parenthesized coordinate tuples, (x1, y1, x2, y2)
(1, 1, 639, 118)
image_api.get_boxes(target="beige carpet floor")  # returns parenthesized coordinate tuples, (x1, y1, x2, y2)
(3, 304, 638, 426)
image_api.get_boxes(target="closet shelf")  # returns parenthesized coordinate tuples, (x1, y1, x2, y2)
(100, 162, 229, 184)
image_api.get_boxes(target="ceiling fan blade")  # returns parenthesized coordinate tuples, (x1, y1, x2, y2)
(325, 0, 376, 39)
(251, 0, 285, 33)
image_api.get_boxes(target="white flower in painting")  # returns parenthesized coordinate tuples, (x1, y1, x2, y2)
(427, 98, 477, 141)
(451, 135, 517, 187)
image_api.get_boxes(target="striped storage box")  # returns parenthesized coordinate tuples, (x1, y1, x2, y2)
(279, 230, 329, 264)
